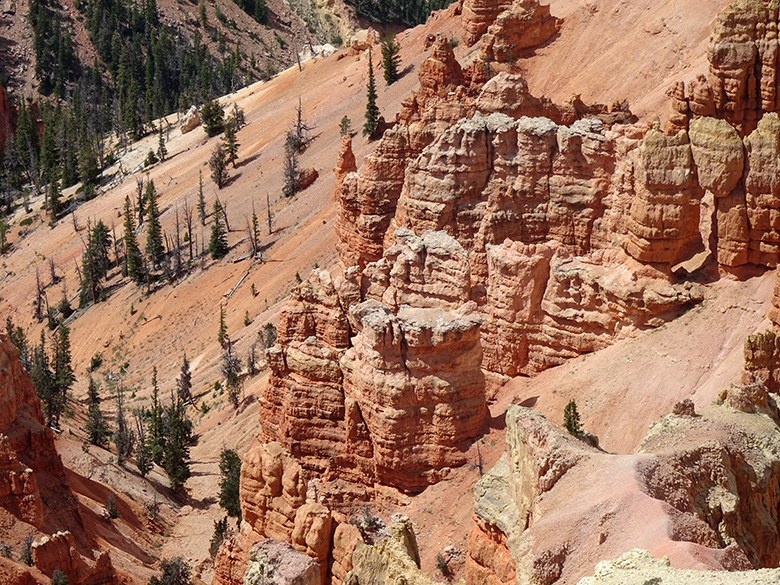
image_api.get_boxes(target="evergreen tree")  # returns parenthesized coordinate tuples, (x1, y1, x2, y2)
(146, 367, 166, 465)
(217, 304, 227, 347)
(30, 331, 57, 427)
(201, 98, 225, 137)
(209, 199, 229, 258)
(381, 34, 401, 85)
(197, 170, 207, 226)
(221, 338, 242, 408)
(198, 0, 207, 27)
(145, 181, 165, 268)
(209, 144, 228, 189)
(114, 384, 135, 464)
(563, 399, 582, 436)
(52, 324, 75, 427)
(148, 557, 191, 585)
(218, 448, 242, 518)
(49, 170, 62, 223)
(157, 123, 167, 162)
(221, 121, 239, 167)
(134, 413, 153, 477)
(81, 220, 111, 305)
(363, 49, 381, 138)
(282, 138, 299, 198)
(85, 376, 110, 447)
(163, 394, 191, 494)
(78, 141, 100, 201)
(123, 196, 144, 283)
(177, 354, 193, 403)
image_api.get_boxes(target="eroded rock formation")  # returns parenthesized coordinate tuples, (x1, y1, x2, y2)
(467, 378, 780, 585)
(479, 0, 560, 63)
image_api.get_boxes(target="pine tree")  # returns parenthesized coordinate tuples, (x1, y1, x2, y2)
(222, 121, 239, 167)
(163, 394, 191, 494)
(201, 98, 225, 137)
(217, 304, 227, 347)
(363, 48, 381, 138)
(218, 448, 242, 518)
(49, 170, 62, 223)
(563, 399, 582, 436)
(85, 376, 110, 447)
(197, 170, 207, 226)
(157, 123, 167, 162)
(221, 338, 242, 408)
(145, 181, 165, 268)
(177, 354, 192, 403)
(381, 34, 401, 85)
(124, 196, 144, 283)
(114, 384, 135, 465)
(52, 324, 75, 427)
(209, 199, 229, 259)
(198, 0, 207, 27)
(146, 367, 166, 465)
(30, 331, 57, 427)
(134, 413, 153, 477)
(209, 144, 228, 189)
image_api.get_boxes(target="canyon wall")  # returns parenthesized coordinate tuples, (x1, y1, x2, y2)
(0, 338, 117, 585)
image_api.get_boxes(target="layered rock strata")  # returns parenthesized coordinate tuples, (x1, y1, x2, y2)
(260, 230, 489, 491)
(467, 380, 780, 585)
(479, 0, 561, 63)
(0, 339, 116, 585)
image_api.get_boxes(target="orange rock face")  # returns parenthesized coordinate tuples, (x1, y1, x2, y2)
(480, 0, 561, 63)
(333, 136, 356, 183)
(461, 0, 514, 46)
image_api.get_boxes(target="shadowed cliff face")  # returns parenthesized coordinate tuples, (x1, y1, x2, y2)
(0, 338, 117, 585)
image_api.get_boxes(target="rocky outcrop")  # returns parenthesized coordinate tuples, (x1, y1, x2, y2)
(0, 434, 43, 528)
(180, 106, 200, 134)
(461, 0, 513, 46)
(480, 0, 560, 63)
(622, 125, 703, 265)
(336, 37, 483, 270)
(334, 136, 356, 183)
(243, 539, 320, 585)
(741, 329, 780, 393)
(341, 300, 486, 490)
(345, 517, 432, 585)
(31, 532, 115, 585)
(467, 379, 780, 585)
(578, 549, 780, 585)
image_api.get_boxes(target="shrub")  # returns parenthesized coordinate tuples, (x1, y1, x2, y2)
(563, 399, 582, 435)
(209, 516, 232, 558)
(20, 536, 33, 566)
(106, 493, 119, 519)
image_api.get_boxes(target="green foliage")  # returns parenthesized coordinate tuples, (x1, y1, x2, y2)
(232, 0, 266, 24)
(221, 339, 242, 408)
(222, 121, 239, 167)
(563, 399, 582, 436)
(381, 34, 401, 85)
(148, 557, 191, 585)
(201, 99, 226, 137)
(243, 310, 251, 327)
(198, 0, 207, 26)
(20, 537, 33, 566)
(210, 144, 229, 189)
(350, 0, 456, 27)
(339, 115, 352, 137)
(218, 448, 242, 518)
(85, 376, 111, 448)
(145, 180, 165, 268)
(114, 384, 135, 464)
(157, 123, 167, 161)
(124, 196, 145, 283)
(209, 199, 229, 258)
(177, 354, 193, 403)
(210, 517, 232, 559)
(80, 220, 111, 306)
(52, 569, 69, 585)
(146, 368, 166, 465)
(106, 493, 119, 519)
(363, 50, 381, 139)
(260, 323, 276, 349)
(162, 396, 192, 494)
(217, 305, 227, 347)
(31, 326, 74, 429)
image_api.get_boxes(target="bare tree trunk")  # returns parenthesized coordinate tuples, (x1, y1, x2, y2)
(266, 192, 273, 235)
